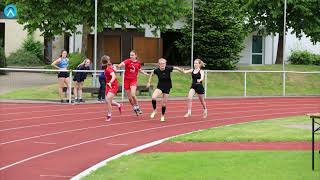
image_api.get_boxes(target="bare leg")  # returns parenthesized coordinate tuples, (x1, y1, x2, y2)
(198, 94, 207, 118)
(73, 82, 78, 100)
(105, 92, 115, 121)
(150, 89, 162, 118)
(64, 77, 71, 100)
(126, 89, 134, 106)
(58, 78, 65, 101)
(185, 89, 195, 117)
(78, 82, 83, 100)
(130, 86, 138, 106)
(160, 93, 169, 122)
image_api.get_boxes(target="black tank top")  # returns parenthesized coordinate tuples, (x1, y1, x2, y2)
(192, 70, 201, 84)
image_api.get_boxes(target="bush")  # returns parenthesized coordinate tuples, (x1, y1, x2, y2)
(0, 46, 6, 75)
(22, 35, 43, 61)
(288, 50, 320, 65)
(7, 49, 43, 66)
(68, 52, 86, 70)
(312, 54, 320, 65)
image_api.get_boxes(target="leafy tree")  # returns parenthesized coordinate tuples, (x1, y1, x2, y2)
(78, 0, 189, 54)
(11, 0, 188, 64)
(11, 0, 81, 64)
(245, 0, 320, 64)
(177, 0, 249, 70)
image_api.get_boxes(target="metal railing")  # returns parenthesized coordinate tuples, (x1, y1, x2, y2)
(0, 68, 319, 103)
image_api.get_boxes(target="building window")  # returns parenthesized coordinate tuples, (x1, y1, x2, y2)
(252, 35, 263, 64)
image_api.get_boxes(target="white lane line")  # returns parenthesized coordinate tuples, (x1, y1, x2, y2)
(0, 109, 316, 171)
(39, 174, 72, 178)
(1, 98, 319, 115)
(1, 103, 318, 132)
(1, 105, 318, 145)
(1, 100, 319, 124)
(34, 141, 56, 145)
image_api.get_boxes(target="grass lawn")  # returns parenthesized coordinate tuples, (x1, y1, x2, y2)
(0, 65, 319, 100)
(82, 151, 319, 180)
(169, 116, 320, 142)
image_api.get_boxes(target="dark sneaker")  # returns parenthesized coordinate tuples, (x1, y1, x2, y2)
(60, 99, 65, 103)
(79, 99, 85, 103)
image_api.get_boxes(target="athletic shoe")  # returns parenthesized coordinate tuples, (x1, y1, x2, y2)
(150, 111, 157, 118)
(118, 104, 123, 115)
(203, 109, 208, 118)
(133, 108, 139, 116)
(79, 99, 85, 103)
(160, 116, 165, 122)
(137, 108, 143, 115)
(105, 115, 112, 122)
(66, 99, 74, 103)
(60, 99, 65, 103)
(184, 112, 191, 118)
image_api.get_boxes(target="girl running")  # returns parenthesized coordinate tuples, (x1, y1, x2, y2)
(183, 59, 208, 118)
(101, 55, 122, 121)
(147, 58, 184, 122)
(51, 50, 71, 103)
(116, 50, 149, 115)
(73, 58, 91, 103)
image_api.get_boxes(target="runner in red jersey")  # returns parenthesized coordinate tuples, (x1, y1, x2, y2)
(116, 50, 149, 115)
(101, 55, 122, 121)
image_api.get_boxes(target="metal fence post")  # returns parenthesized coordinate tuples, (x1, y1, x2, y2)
(244, 72, 247, 97)
(205, 70, 208, 98)
(69, 71, 73, 104)
(282, 71, 286, 96)
(121, 70, 125, 103)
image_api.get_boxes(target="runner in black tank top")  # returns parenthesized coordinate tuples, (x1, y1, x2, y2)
(147, 58, 184, 122)
(191, 69, 205, 94)
(182, 59, 208, 118)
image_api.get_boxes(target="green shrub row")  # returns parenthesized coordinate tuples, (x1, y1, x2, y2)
(288, 50, 320, 65)
(7, 35, 44, 66)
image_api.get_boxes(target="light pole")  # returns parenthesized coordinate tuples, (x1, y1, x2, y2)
(282, 0, 287, 96)
(191, 0, 195, 69)
(93, 0, 98, 87)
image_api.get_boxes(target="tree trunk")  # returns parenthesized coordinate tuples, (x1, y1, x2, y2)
(44, 37, 52, 64)
(81, 22, 90, 55)
(275, 35, 283, 64)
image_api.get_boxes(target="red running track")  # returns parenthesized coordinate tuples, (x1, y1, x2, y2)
(0, 97, 319, 180)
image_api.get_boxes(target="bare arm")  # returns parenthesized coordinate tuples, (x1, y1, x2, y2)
(197, 70, 205, 83)
(107, 72, 116, 88)
(183, 69, 193, 74)
(147, 71, 154, 88)
(51, 58, 61, 69)
(173, 66, 184, 73)
(116, 62, 125, 68)
(139, 69, 149, 76)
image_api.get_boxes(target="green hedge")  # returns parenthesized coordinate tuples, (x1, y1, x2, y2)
(22, 35, 43, 60)
(288, 50, 320, 65)
(68, 52, 86, 70)
(7, 49, 43, 66)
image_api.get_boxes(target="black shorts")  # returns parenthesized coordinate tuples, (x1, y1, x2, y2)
(73, 74, 86, 82)
(158, 87, 171, 94)
(191, 83, 205, 94)
(58, 72, 69, 78)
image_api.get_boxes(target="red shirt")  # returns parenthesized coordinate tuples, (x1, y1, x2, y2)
(123, 59, 141, 80)
(104, 65, 118, 85)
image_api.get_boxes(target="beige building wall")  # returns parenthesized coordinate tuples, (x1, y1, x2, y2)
(0, 19, 43, 56)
